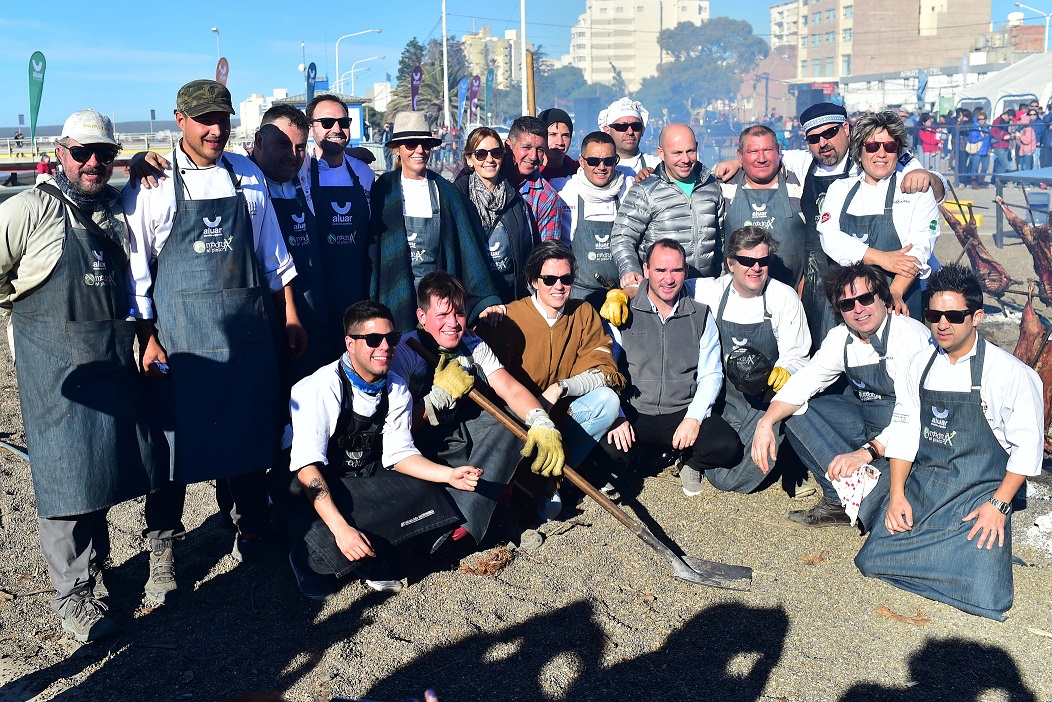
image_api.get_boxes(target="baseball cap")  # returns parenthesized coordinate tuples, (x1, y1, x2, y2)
(60, 110, 118, 147)
(176, 79, 235, 118)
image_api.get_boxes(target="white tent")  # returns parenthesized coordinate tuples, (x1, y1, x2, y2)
(957, 53, 1052, 115)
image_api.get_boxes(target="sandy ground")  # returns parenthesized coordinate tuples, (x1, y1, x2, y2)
(0, 181, 1050, 702)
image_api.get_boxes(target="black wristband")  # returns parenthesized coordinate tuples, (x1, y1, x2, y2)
(862, 443, 880, 462)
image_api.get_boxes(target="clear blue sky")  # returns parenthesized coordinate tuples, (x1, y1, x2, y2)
(0, 1, 1033, 128)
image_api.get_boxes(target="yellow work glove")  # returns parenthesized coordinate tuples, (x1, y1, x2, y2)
(600, 288, 630, 327)
(767, 366, 791, 392)
(521, 410, 565, 477)
(432, 355, 474, 401)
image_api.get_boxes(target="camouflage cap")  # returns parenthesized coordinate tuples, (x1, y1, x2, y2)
(176, 79, 235, 118)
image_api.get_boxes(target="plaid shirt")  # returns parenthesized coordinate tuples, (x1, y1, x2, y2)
(518, 173, 565, 242)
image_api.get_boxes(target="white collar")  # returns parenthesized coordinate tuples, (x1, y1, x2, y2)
(531, 293, 563, 325)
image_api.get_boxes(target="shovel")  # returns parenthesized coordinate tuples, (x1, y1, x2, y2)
(407, 337, 753, 591)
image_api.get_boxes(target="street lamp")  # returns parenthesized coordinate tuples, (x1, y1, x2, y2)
(349, 55, 385, 96)
(211, 27, 220, 61)
(1015, 2, 1050, 53)
(335, 29, 382, 96)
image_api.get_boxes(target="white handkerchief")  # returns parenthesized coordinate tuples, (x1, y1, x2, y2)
(827, 464, 881, 525)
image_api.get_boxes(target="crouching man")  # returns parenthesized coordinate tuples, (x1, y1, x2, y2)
(275, 300, 478, 600)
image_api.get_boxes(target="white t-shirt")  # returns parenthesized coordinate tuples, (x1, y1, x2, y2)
(401, 176, 434, 218)
(557, 174, 633, 243)
(297, 154, 375, 204)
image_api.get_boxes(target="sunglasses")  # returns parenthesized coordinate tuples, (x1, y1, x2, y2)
(538, 274, 574, 286)
(924, 309, 973, 324)
(400, 139, 433, 151)
(863, 140, 899, 154)
(312, 117, 351, 129)
(582, 155, 619, 167)
(470, 148, 503, 161)
(837, 291, 877, 312)
(732, 254, 770, 268)
(65, 144, 119, 164)
(348, 331, 402, 348)
(805, 124, 842, 144)
(608, 121, 644, 133)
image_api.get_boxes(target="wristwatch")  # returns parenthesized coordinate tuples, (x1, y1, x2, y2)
(862, 442, 880, 462)
(557, 380, 569, 395)
(989, 498, 1012, 515)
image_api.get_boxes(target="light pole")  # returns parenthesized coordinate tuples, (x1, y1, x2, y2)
(335, 29, 382, 97)
(1016, 2, 1050, 52)
(211, 27, 220, 61)
(349, 55, 385, 96)
(300, 42, 307, 101)
(442, 0, 452, 127)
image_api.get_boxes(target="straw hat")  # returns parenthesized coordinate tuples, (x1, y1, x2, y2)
(385, 111, 442, 149)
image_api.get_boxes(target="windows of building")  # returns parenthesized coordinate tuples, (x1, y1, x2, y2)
(842, 54, 852, 75)
(843, 5, 853, 18)
(842, 28, 852, 41)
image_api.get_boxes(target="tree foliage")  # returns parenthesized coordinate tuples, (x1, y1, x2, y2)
(397, 38, 426, 87)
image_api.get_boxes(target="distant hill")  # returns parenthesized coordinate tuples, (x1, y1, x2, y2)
(0, 118, 240, 138)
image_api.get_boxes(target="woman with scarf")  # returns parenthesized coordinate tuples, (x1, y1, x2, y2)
(454, 127, 536, 306)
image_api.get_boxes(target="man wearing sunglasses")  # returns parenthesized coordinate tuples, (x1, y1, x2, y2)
(122, 79, 303, 601)
(0, 110, 166, 641)
(855, 265, 1043, 621)
(599, 97, 660, 178)
(692, 226, 810, 494)
(751, 262, 931, 529)
(273, 300, 476, 600)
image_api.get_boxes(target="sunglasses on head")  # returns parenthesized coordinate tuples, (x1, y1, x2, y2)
(538, 274, 574, 286)
(312, 117, 351, 129)
(732, 254, 770, 268)
(837, 291, 877, 312)
(863, 140, 899, 154)
(470, 147, 503, 161)
(400, 139, 433, 151)
(582, 155, 619, 167)
(608, 121, 644, 133)
(65, 144, 119, 164)
(348, 331, 401, 348)
(805, 124, 842, 144)
(924, 308, 973, 324)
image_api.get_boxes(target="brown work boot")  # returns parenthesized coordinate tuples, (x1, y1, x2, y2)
(786, 496, 853, 528)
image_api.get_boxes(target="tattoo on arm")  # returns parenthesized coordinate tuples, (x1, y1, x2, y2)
(306, 477, 330, 502)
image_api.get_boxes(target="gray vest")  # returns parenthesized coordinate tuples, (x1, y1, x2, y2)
(619, 281, 708, 416)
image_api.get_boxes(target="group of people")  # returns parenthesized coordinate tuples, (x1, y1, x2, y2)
(0, 81, 1043, 646)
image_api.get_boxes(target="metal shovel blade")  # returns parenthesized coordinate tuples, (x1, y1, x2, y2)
(676, 555, 753, 590)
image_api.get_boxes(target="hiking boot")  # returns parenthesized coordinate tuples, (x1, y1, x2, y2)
(786, 496, 853, 528)
(356, 559, 404, 594)
(144, 538, 177, 604)
(680, 466, 704, 497)
(88, 563, 109, 600)
(288, 545, 338, 602)
(61, 591, 117, 642)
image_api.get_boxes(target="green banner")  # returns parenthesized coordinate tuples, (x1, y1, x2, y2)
(484, 68, 494, 121)
(28, 51, 46, 142)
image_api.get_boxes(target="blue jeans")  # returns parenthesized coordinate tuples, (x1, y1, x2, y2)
(992, 147, 1012, 174)
(966, 153, 990, 185)
(562, 387, 621, 468)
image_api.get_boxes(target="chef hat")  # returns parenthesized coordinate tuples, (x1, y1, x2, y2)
(598, 97, 650, 129)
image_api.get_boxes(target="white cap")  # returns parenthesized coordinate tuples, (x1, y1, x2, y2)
(60, 109, 118, 147)
(598, 97, 650, 129)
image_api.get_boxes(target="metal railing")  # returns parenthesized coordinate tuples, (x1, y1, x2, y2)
(1, 133, 180, 159)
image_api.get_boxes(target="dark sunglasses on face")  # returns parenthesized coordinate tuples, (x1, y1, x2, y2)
(401, 139, 433, 151)
(312, 117, 351, 129)
(837, 291, 877, 312)
(65, 144, 119, 164)
(608, 121, 644, 133)
(348, 331, 401, 348)
(805, 124, 842, 144)
(470, 148, 503, 161)
(732, 254, 770, 268)
(538, 274, 574, 286)
(924, 308, 973, 324)
(863, 140, 899, 154)
(582, 155, 619, 167)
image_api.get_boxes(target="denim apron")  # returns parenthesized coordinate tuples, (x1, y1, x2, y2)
(268, 176, 330, 381)
(13, 186, 163, 517)
(404, 179, 442, 290)
(855, 339, 1013, 620)
(284, 365, 460, 578)
(725, 175, 807, 289)
(708, 284, 779, 493)
(839, 173, 923, 320)
(570, 194, 621, 309)
(310, 159, 369, 349)
(784, 319, 895, 526)
(800, 159, 848, 350)
(153, 158, 279, 482)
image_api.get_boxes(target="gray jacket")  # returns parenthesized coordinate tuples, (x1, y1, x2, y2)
(610, 162, 725, 279)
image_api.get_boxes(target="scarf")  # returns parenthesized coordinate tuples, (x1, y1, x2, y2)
(54, 171, 105, 213)
(339, 352, 387, 395)
(467, 171, 509, 232)
(574, 170, 627, 204)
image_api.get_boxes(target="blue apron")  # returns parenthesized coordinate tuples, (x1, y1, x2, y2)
(855, 339, 1014, 620)
(570, 194, 621, 309)
(404, 179, 442, 290)
(838, 173, 923, 320)
(268, 176, 331, 382)
(708, 284, 779, 493)
(152, 157, 280, 482)
(13, 185, 164, 517)
(800, 159, 848, 350)
(725, 174, 807, 289)
(310, 158, 369, 352)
